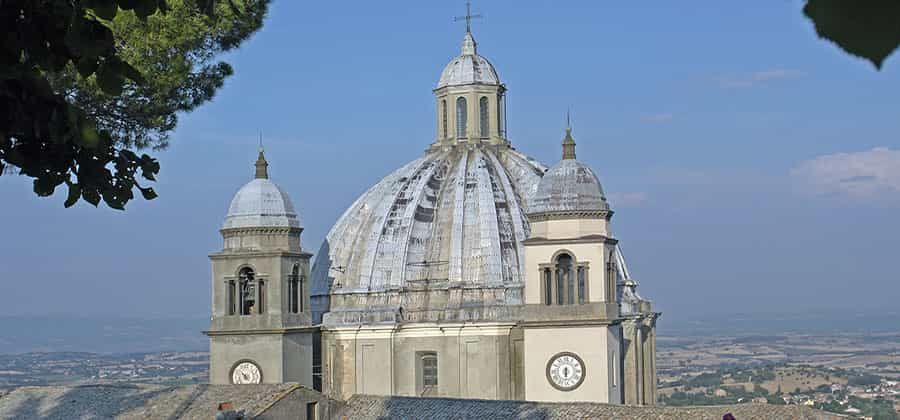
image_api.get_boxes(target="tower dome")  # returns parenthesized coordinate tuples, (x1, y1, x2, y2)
(437, 32, 501, 88)
(223, 148, 301, 230)
(528, 127, 609, 216)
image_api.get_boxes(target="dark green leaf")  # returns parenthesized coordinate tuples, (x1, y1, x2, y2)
(139, 186, 158, 200)
(96, 60, 125, 96)
(804, 0, 900, 69)
(88, 0, 119, 21)
(33, 178, 57, 197)
(79, 124, 101, 148)
(64, 183, 82, 207)
(134, 0, 161, 18)
(76, 57, 100, 78)
(104, 193, 127, 210)
(82, 188, 101, 206)
(119, 61, 146, 84)
(118, 0, 140, 10)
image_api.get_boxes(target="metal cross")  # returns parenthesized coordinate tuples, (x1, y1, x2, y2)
(453, 1, 482, 33)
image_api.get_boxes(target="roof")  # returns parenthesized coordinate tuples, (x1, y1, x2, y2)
(309, 146, 546, 308)
(339, 395, 848, 420)
(528, 159, 608, 216)
(0, 384, 296, 419)
(223, 178, 300, 230)
(436, 32, 501, 88)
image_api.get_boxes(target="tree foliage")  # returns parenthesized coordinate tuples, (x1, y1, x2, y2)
(804, 0, 900, 69)
(1, 0, 268, 209)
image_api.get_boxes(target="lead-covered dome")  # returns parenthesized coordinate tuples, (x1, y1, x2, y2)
(222, 150, 301, 230)
(310, 146, 545, 303)
(528, 128, 609, 216)
(437, 32, 500, 88)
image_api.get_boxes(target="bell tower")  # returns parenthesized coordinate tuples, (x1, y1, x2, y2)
(205, 147, 317, 385)
(519, 124, 624, 403)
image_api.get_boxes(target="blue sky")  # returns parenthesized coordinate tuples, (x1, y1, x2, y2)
(2, 1, 899, 325)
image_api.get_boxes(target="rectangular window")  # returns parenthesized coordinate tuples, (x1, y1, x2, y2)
(577, 266, 586, 304)
(258, 280, 266, 314)
(543, 269, 552, 305)
(299, 276, 305, 313)
(288, 277, 297, 313)
(612, 351, 619, 387)
(227, 280, 235, 315)
(423, 353, 438, 386)
(306, 401, 318, 420)
(556, 267, 565, 305)
(566, 267, 575, 304)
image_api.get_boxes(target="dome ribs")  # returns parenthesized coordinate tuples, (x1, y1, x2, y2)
(464, 148, 503, 287)
(447, 149, 470, 284)
(387, 153, 448, 289)
(368, 154, 444, 291)
(310, 143, 549, 316)
(332, 156, 429, 292)
(484, 149, 529, 287)
(403, 159, 450, 289)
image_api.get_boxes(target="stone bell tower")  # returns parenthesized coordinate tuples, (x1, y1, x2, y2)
(519, 124, 624, 403)
(205, 147, 317, 385)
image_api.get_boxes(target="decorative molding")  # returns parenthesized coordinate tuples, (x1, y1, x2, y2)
(523, 236, 618, 246)
(204, 326, 320, 336)
(526, 209, 613, 222)
(518, 318, 621, 328)
(210, 250, 313, 260)
(220, 226, 303, 236)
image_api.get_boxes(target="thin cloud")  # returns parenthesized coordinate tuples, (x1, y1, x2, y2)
(718, 69, 804, 88)
(608, 192, 650, 207)
(641, 113, 674, 124)
(791, 147, 900, 201)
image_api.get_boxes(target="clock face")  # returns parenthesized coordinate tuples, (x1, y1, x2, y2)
(231, 361, 262, 384)
(546, 352, 585, 391)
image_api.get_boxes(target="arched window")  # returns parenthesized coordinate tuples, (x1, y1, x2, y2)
(238, 267, 256, 315)
(479, 96, 489, 138)
(546, 252, 588, 305)
(441, 100, 448, 139)
(289, 264, 301, 314)
(556, 253, 573, 305)
(456, 97, 467, 138)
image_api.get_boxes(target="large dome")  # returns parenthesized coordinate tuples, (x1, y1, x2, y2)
(436, 32, 500, 88)
(310, 146, 545, 304)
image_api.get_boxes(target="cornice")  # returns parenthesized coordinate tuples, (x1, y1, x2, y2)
(526, 209, 613, 222)
(523, 235, 618, 246)
(204, 325, 320, 336)
(209, 250, 313, 260)
(518, 318, 622, 328)
(220, 226, 303, 236)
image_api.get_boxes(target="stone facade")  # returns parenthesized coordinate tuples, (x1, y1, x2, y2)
(209, 26, 660, 406)
(206, 150, 317, 387)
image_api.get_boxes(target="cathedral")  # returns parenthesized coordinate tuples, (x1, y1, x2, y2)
(205, 24, 660, 405)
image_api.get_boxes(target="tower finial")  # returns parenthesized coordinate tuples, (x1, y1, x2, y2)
(255, 134, 269, 179)
(454, 1, 482, 34)
(562, 113, 576, 160)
